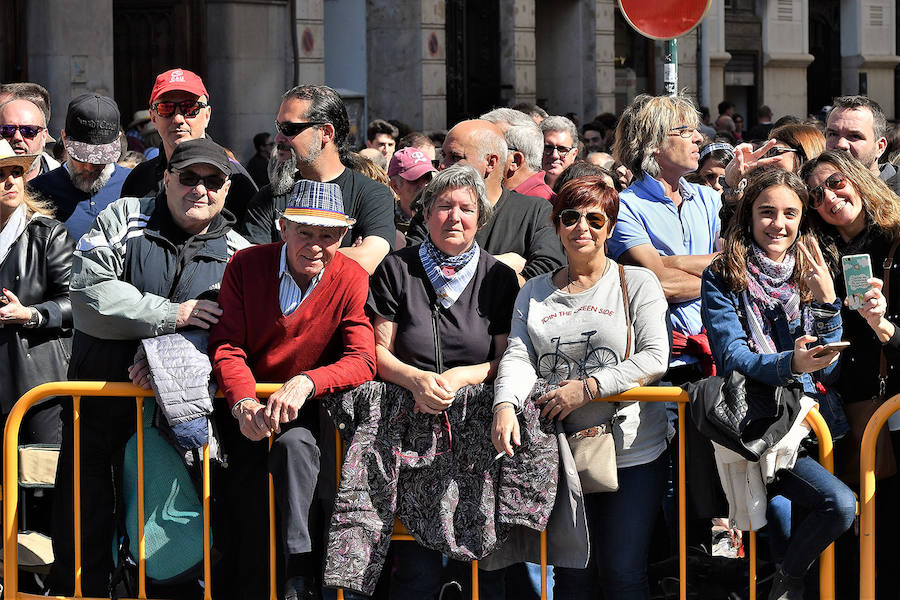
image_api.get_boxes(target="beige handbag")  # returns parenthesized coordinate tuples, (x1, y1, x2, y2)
(566, 263, 631, 494)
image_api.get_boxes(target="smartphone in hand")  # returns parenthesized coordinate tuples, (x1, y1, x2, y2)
(812, 341, 850, 359)
(842, 254, 873, 310)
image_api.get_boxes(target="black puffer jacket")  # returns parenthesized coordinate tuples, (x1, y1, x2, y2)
(0, 214, 74, 414)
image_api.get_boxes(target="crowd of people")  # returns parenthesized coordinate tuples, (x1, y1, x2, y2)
(2, 67, 900, 600)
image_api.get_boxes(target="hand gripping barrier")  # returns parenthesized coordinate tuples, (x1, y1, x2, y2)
(858, 394, 900, 599)
(3, 383, 835, 600)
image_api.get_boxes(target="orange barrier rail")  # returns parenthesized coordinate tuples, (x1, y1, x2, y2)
(335, 386, 693, 600)
(2, 381, 283, 600)
(3, 383, 835, 600)
(859, 394, 900, 600)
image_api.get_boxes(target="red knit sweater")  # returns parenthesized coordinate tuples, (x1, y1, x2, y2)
(210, 243, 376, 409)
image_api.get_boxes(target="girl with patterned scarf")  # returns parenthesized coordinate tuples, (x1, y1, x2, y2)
(701, 168, 855, 600)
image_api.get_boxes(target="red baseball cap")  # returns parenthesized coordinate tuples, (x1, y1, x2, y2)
(387, 147, 437, 181)
(149, 68, 209, 105)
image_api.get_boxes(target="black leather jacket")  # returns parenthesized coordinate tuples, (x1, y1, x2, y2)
(0, 214, 75, 413)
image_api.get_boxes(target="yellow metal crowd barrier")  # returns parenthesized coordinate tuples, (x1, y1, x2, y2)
(2, 383, 837, 600)
(745, 408, 836, 600)
(859, 394, 900, 599)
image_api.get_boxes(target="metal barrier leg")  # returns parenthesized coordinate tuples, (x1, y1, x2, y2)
(858, 397, 900, 600)
(136, 397, 147, 599)
(540, 529, 548, 600)
(203, 443, 212, 600)
(749, 530, 756, 600)
(471, 560, 479, 600)
(677, 401, 687, 600)
(74, 394, 83, 598)
(269, 436, 278, 600)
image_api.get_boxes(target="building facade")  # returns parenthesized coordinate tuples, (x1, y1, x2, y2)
(1, 0, 897, 162)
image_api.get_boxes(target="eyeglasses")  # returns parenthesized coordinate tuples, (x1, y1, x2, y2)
(543, 144, 573, 156)
(668, 126, 698, 139)
(808, 172, 848, 208)
(559, 209, 608, 230)
(764, 146, 798, 159)
(152, 100, 208, 119)
(275, 120, 327, 137)
(173, 169, 228, 191)
(0, 124, 45, 140)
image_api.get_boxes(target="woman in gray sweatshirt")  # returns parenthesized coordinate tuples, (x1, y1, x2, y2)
(492, 176, 670, 599)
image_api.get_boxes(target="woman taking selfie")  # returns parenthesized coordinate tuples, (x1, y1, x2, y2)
(801, 150, 900, 598)
(701, 168, 855, 600)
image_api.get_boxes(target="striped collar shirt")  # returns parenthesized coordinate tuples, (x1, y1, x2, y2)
(278, 244, 323, 316)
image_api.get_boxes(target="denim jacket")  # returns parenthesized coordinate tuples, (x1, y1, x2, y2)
(700, 268, 843, 396)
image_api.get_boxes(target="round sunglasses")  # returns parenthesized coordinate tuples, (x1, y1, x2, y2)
(808, 172, 848, 209)
(558, 209, 608, 230)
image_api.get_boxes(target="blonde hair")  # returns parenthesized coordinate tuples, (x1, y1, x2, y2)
(612, 92, 700, 179)
(24, 188, 55, 218)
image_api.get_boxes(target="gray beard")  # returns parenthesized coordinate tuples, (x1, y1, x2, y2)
(68, 161, 115, 194)
(269, 150, 299, 196)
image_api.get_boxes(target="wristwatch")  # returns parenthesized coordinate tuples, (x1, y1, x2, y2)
(23, 307, 40, 329)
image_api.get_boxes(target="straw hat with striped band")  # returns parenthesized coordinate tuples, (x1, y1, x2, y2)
(280, 180, 356, 228)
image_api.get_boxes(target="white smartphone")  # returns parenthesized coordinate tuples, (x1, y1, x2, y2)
(812, 341, 850, 358)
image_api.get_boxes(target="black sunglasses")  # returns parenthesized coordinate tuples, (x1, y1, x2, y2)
(764, 146, 798, 160)
(275, 120, 327, 137)
(173, 169, 228, 191)
(0, 124, 45, 140)
(808, 172, 848, 209)
(559, 209, 607, 230)
(152, 100, 208, 119)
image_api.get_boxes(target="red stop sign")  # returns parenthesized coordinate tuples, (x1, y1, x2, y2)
(618, 0, 711, 40)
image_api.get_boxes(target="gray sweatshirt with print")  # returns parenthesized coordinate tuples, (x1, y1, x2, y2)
(494, 262, 671, 468)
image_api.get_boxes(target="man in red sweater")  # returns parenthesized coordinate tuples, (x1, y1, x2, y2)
(210, 179, 375, 600)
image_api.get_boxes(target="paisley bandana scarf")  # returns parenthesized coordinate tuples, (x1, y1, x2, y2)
(419, 237, 480, 308)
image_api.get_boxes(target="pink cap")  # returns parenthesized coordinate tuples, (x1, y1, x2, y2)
(149, 68, 209, 105)
(387, 147, 437, 181)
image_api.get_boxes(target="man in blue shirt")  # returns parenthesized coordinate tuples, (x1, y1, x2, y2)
(609, 93, 721, 382)
(30, 94, 130, 241)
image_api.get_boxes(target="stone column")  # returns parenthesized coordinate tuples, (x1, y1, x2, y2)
(761, 0, 813, 119)
(595, 0, 615, 115)
(499, 0, 536, 106)
(295, 0, 326, 86)
(206, 1, 292, 161)
(25, 0, 115, 137)
(421, 0, 446, 130)
(705, 0, 731, 115)
(367, 0, 446, 131)
(840, 0, 900, 118)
